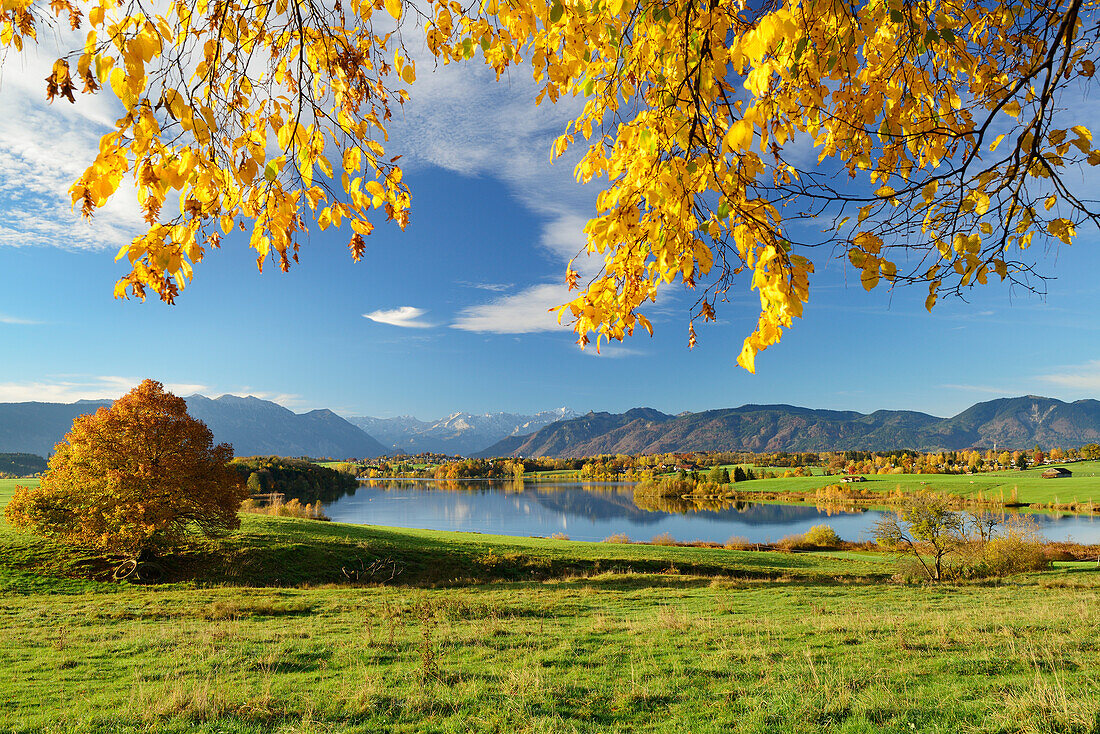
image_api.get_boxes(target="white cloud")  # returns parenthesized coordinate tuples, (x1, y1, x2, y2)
(539, 212, 591, 265)
(0, 376, 210, 403)
(0, 45, 144, 252)
(940, 383, 1018, 395)
(1038, 360, 1100, 392)
(452, 282, 568, 333)
(386, 43, 613, 337)
(0, 375, 318, 408)
(363, 306, 435, 328)
(578, 343, 644, 359)
(447, 211, 603, 335)
(455, 280, 514, 292)
(0, 17, 632, 352)
(0, 21, 602, 339)
(0, 313, 41, 324)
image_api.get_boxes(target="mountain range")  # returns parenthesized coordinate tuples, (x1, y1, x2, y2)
(5, 394, 1100, 461)
(346, 408, 578, 455)
(476, 396, 1100, 457)
(0, 395, 388, 459)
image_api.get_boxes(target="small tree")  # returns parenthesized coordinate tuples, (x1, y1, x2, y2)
(803, 524, 842, 548)
(4, 380, 248, 555)
(246, 472, 265, 495)
(874, 494, 966, 581)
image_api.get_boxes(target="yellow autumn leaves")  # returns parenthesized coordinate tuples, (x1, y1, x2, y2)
(4, 0, 1100, 370)
(8, 0, 416, 303)
(433, 0, 1100, 371)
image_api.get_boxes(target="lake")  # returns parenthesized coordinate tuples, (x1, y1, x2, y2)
(325, 479, 1100, 544)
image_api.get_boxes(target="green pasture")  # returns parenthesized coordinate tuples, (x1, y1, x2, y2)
(3, 557, 1099, 734)
(729, 462, 1100, 506)
(719, 464, 829, 476)
(4, 475, 1100, 732)
(0, 477, 31, 507)
(525, 469, 583, 480)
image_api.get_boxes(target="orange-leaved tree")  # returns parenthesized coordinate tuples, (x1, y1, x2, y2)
(4, 379, 247, 554)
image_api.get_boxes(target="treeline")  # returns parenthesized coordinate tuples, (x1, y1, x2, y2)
(500, 445, 1098, 478)
(230, 456, 359, 504)
(358, 443, 1100, 483)
(0, 453, 48, 478)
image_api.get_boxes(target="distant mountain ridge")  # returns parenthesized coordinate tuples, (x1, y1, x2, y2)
(347, 408, 578, 455)
(8, 394, 1099, 461)
(475, 396, 1100, 457)
(184, 395, 389, 458)
(0, 394, 389, 459)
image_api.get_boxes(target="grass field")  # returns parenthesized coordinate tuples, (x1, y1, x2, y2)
(725, 462, 1100, 507)
(4, 478, 1100, 732)
(0, 477, 28, 507)
(717, 464, 830, 476)
(527, 469, 583, 479)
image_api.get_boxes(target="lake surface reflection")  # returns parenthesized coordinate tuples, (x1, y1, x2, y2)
(324, 479, 1100, 544)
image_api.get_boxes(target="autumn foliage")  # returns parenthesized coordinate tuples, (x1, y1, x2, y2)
(3, 0, 1100, 367)
(4, 380, 248, 554)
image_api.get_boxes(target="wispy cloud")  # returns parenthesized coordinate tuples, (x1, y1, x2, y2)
(0, 313, 41, 325)
(0, 25, 599, 344)
(455, 280, 514, 292)
(940, 383, 1019, 395)
(1037, 360, 1100, 392)
(578, 343, 645, 359)
(363, 306, 435, 328)
(0, 46, 145, 252)
(447, 212, 599, 335)
(0, 376, 210, 404)
(0, 376, 316, 408)
(539, 212, 591, 264)
(452, 283, 567, 333)
(386, 44, 607, 339)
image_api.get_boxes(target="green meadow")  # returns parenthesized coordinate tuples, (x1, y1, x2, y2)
(726, 462, 1100, 506)
(717, 464, 830, 476)
(3, 477, 1100, 732)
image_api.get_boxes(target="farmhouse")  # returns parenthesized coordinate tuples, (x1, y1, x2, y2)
(1041, 467, 1073, 479)
(840, 475, 866, 483)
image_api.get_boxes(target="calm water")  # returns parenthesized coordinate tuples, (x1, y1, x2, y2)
(324, 480, 1100, 544)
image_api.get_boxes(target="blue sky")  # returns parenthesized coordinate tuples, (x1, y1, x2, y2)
(1, 38, 1099, 420)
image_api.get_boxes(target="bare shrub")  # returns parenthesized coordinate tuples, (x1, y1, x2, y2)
(776, 533, 810, 551)
(724, 536, 752, 550)
(241, 497, 329, 520)
(650, 532, 676, 546)
(603, 533, 632, 544)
